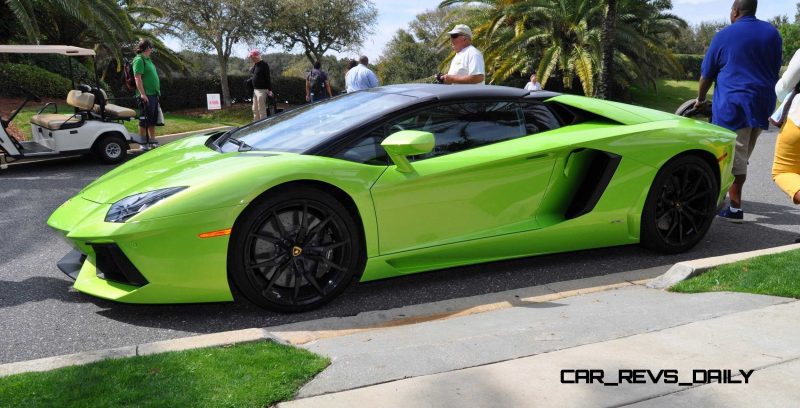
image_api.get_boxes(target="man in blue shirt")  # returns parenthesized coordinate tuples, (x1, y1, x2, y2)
(345, 55, 379, 93)
(696, 0, 782, 222)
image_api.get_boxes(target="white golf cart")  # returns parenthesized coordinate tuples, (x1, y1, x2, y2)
(0, 45, 147, 169)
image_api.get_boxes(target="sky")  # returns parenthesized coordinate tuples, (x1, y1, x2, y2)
(165, 0, 797, 63)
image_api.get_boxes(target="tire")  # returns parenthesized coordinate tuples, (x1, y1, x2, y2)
(640, 155, 719, 254)
(228, 186, 363, 312)
(93, 134, 128, 164)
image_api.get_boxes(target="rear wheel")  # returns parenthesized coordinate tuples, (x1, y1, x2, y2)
(93, 134, 127, 164)
(229, 186, 363, 312)
(641, 155, 718, 254)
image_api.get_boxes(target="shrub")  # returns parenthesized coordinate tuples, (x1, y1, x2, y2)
(0, 63, 72, 98)
(674, 54, 704, 80)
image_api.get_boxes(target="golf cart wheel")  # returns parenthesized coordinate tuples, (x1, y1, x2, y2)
(93, 134, 128, 164)
(228, 185, 363, 313)
(640, 155, 718, 254)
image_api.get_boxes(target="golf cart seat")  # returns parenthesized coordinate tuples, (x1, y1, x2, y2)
(91, 88, 136, 120)
(29, 90, 93, 130)
(93, 103, 136, 119)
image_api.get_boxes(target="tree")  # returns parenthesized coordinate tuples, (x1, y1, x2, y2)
(596, 0, 616, 99)
(158, 0, 262, 106)
(377, 7, 465, 84)
(377, 29, 444, 84)
(268, 0, 378, 64)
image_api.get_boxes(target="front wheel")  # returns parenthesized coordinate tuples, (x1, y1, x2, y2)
(640, 155, 719, 254)
(93, 134, 128, 164)
(228, 186, 363, 312)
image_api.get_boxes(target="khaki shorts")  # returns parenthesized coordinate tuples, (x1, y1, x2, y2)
(732, 127, 762, 176)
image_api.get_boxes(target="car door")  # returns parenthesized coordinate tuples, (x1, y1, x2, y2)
(368, 100, 558, 255)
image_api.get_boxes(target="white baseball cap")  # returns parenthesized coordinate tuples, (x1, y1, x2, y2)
(448, 24, 473, 38)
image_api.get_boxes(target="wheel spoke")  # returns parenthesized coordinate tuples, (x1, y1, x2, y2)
(686, 190, 713, 202)
(677, 211, 684, 244)
(271, 211, 288, 239)
(664, 215, 679, 240)
(305, 239, 350, 255)
(297, 259, 326, 296)
(303, 216, 333, 245)
(292, 262, 302, 302)
(249, 254, 285, 270)
(306, 254, 346, 271)
(684, 210, 700, 235)
(263, 258, 292, 292)
(296, 201, 309, 242)
(249, 232, 282, 245)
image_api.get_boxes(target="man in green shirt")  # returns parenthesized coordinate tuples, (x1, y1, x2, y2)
(133, 39, 161, 150)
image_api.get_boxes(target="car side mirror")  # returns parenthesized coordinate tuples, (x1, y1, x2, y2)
(381, 130, 434, 173)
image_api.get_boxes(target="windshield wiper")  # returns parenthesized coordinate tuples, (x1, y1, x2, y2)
(227, 138, 255, 152)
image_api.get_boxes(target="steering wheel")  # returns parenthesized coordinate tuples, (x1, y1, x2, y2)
(389, 124, 405, 133)
(18, 86, 42, 103)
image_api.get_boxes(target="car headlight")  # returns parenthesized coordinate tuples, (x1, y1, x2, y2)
(105, 187, 187, 223)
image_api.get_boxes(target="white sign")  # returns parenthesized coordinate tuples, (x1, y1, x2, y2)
(206, 94, 222, 110)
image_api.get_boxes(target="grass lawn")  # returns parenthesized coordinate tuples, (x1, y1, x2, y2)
(629, 79, 712, 113)
(0, 341, 329, 408)
(671, 249, 800, 298)
(6, 105, 244, 142)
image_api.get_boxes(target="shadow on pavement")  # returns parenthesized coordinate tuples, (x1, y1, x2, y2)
(88, 209, 798, 333)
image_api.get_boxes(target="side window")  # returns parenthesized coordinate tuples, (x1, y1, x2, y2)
(391, 101, 526, 160)
(333, 126, 389, 165)
(522, 103, 562, 134)
(334, 101, 529, 165)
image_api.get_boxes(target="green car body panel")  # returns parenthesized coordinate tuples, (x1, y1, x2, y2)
(48, 91, 736, 304)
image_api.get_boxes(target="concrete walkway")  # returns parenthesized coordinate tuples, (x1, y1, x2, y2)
(278, 285, 799, 407)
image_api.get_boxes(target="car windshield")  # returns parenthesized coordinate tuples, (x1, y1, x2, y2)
(220, 92, 416, 153)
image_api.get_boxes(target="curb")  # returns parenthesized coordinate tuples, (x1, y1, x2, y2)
(0, 328, 274, 378)
(647, 243, 800, 289)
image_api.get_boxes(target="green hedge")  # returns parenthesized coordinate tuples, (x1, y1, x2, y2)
(674, 54, 704, 80)
(109, 75, 309, 111)
(0, 63, 72, 98)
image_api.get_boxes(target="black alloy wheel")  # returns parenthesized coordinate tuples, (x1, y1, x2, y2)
(229, 186, 362, 312)
(641, 155, 718, 254)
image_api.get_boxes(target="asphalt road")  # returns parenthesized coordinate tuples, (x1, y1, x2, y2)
(1, 128, 798, 364)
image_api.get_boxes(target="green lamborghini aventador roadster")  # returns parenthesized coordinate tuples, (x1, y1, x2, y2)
(48, 85, 736, 312)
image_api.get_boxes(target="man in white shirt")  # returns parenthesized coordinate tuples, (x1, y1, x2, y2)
(524, 73, 542, 91)
(441, 24, 485, 85)
(345, 55, 379, 92)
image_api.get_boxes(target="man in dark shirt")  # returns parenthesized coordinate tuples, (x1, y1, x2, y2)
(695, 0, 782, 222)
(305, 61, 333, 103)
(248, 50, 272, 121)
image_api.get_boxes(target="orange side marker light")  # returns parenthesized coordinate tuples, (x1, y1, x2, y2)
(198, 228, 232, 239)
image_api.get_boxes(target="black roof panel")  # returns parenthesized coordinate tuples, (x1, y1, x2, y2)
(368, 84, 537, 101)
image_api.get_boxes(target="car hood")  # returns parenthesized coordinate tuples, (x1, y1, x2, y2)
(80, 135, 290, 204)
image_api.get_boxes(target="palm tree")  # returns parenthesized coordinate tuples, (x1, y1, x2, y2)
(596, 0, 616, 99)
(439, 0, 686, 96)
(6, 0, 132, 49)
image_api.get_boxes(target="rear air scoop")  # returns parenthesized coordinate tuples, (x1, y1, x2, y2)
(549, 94, 678, 125)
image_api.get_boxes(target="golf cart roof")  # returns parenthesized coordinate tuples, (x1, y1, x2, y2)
(0, 45, 95, 56)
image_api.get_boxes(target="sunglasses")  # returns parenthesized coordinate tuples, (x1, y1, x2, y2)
(450, 34, 462, 39)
